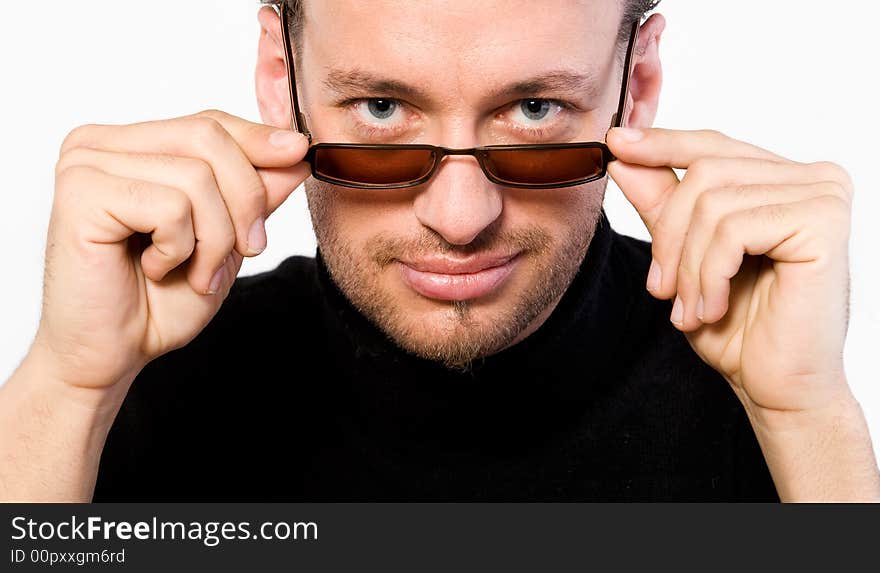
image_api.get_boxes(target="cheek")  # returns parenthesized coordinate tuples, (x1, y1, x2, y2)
(304, 178, 415, 253)
(502, 179, 606, 240)
(304, 178, 337, 247)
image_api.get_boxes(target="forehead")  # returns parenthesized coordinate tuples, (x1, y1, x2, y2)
(299, 0, 623, 101)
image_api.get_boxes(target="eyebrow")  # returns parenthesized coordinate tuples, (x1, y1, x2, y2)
(491, 70, 601, 101)
(321, 68, 601, 103)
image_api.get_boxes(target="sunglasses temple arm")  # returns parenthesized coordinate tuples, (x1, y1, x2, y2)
(277, 1, 313, 143)
(608, 19, 641, 134)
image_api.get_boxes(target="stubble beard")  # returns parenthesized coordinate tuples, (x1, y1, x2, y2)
(305, 179, 602, 370)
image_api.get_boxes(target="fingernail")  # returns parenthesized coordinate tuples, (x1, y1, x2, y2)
(613, 127, 644, 143)
(247, 216, 267, 254)
(207, 263, 226, 295)
(269, 130, 301, 148)
(696, 295, 704, 321)
(647, 259, 662, 292)
(670, 296, 684, 325)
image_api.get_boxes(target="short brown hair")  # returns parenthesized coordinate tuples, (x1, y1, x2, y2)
(265, 0, 660, 64)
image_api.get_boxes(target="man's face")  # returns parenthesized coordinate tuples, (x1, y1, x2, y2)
(297, 0, 624, 368)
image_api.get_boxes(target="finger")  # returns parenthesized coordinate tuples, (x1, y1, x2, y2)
(607, 127, 791, 170)
(60, 113, 309, 257)
(673, 180, 849, 331)
(57, 147, 236, 295)
(195, 109, 310, 166)
(606, 127, 791, 239)
(55, 165, 195, 283)
(259, 162, 313, 217)
(173, 111, 315, 210)
(647, 158, 850, 301)
(606, 158, 679, 236)
(61, 110, 310, 169)
(699, 194, 850, 326)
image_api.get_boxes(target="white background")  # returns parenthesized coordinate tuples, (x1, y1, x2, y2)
(1, 1, 878, 461)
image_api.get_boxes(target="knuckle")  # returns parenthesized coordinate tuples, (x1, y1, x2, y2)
(244, 178, 267, 201)
(218, 228, 237, 253)
(811, 160, 850, 183)
(817, 194, 850, 226)
(61, 124, 95, 153)
(716, 212, 740, 245)
(162, 190, 193, 228)
(238, 178, 268, 213)
(683, 157, 713, 185)
(730, 182, 755, 200)
(181, 157, 217, 190)
(820, 180, 849, 203)
(189, 116, 228, 150)
(195, 108, 230, 122)
(163, 235, 195, 263)
(817, 192, 848, 210)
(698, 128, 725, 141)
(55, 146, 93, 177)
(692, 187, 722, 225)
(60, 123, 98, 153)
(125, 177, 153, 202)
(202, 227, 237, 257)
(54, 164, 95, 202)
(813, 161, 854, 199)
(182, 232, 197, 258)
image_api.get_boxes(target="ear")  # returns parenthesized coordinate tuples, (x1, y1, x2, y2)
(625, 13, 665, 129)
(255, 6, 293, 129)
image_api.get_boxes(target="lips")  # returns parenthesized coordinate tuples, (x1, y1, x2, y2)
(396, 252, 519, 301)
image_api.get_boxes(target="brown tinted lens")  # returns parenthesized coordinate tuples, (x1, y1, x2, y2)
(313, 147, 435, 186)
(482, 147, 605, 186)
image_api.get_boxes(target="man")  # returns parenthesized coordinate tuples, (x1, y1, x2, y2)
(0, 0, 878, 502)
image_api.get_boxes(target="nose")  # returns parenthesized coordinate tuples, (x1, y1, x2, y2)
(412, 155, 503, 246)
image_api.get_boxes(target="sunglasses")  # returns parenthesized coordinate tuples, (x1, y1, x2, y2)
(271, 0, 640, 190)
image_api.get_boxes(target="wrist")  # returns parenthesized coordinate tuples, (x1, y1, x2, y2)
(742, 385, 861, 435)
(13, 344, 134, 426)
(740, 385, 880, 502)
(0, 351, 132, 502)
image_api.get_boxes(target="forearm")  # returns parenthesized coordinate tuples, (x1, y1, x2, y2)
(0, 351, 131, 502)
(743, 387, 880, 502)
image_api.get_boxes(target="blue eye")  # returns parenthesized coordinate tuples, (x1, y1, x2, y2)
(367, 98, 397, 119)
(520, 99, 551, 121)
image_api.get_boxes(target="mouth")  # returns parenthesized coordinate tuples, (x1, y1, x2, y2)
(395, 252, 520, 302)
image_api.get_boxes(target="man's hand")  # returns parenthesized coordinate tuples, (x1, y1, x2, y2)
(0, 110, 311, 501)
(607, 127, 880, 501)
(37, 109, 311, 392)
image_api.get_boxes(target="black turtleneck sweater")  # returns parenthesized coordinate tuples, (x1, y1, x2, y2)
(93, 210, 779, 501)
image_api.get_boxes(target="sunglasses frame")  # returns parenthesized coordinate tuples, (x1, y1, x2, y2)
(268, 0, 640, 190)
